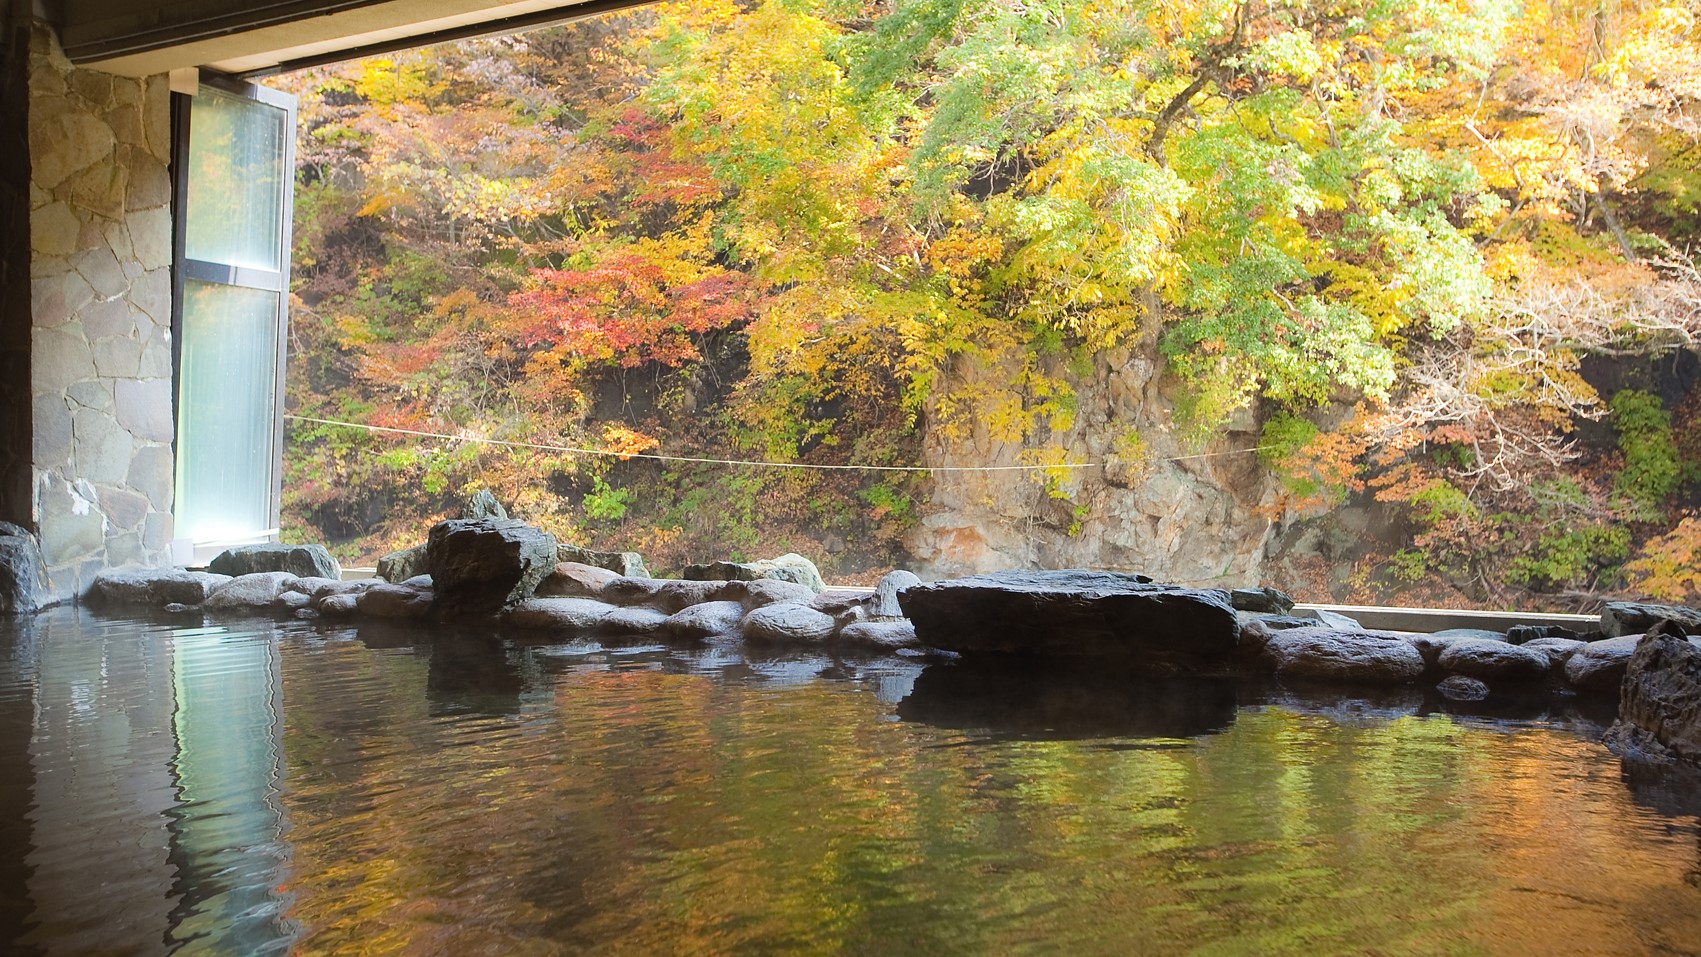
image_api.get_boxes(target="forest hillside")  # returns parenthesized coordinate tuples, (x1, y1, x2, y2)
(277, 0, 1701, 609)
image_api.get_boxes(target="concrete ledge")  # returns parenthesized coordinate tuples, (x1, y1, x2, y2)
(1295, 603, 1599, 633)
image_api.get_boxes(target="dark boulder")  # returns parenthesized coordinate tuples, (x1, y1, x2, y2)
(1437, 638, 1551, 683)
(1565, 636, 1645, 691)
(208, 542, 340, 580)
(426, 518, 557, 616)
(0, 523, 51, 614)
(896, 570, 1238, 660)
(1506, 623, 1598, 644)
(1261, 627, 1426, 684)
(1601, 602, 1701, 638)
(463, 488, 508, 520)
(1230, 586, 1295, 615)
(1605, 623, 1701, 764)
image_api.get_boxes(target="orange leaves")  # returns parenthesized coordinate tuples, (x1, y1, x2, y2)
(601, 425, 660, 458)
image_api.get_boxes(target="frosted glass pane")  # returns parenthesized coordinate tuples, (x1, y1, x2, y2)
(184, 90, 286, 271)
(176, 281, 280, 544)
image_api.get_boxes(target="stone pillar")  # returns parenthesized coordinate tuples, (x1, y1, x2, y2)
(27, 22, 176, 599)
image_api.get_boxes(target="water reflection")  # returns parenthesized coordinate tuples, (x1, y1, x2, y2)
(897, 661, 1238, 740)
(0, 609, 1698, 956)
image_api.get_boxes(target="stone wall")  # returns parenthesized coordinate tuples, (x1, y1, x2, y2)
(27, 23, 176, 599)
(906, 342, 1279, 586)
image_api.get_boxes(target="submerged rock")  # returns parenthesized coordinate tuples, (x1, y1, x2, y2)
(208, 543, 340, 580)
(1262, 627, 1426, 684)
(426, 518, 557, 615)
(1565, 636, 1645, 691)
(1601, 602, 1701, 638)
(1437, 638, 1551, 683)
(743, 602, 837, 644)
(556, 544, 649, 578)
(684, 553, 826, 593)
(1437, 674, 1491, 701)
(90, 567, 230, 606)
(1230, 586, 1295, 615)
(897, 570, 1238, 659)
(1606, 623, 1701, 763)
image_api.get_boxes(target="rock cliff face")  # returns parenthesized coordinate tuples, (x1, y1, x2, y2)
(906, 344, 1278, 584)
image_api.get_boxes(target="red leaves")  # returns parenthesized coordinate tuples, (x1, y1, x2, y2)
(509, 251, 761, 368)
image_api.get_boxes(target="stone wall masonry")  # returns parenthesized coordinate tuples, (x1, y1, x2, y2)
(27, 23, 175, 600)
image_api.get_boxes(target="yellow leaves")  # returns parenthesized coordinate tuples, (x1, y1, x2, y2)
(1628, 515, 1701, 602)
(601, 425, 660, 458)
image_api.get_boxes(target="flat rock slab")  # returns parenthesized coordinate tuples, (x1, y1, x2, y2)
(896, 570, 1238, 659)
(427, 518, 557, 616)
(1262, 627, 1426, 684)
(91, 567, 230, 606)
(1601, 602, 1701, 637)
(209, 543, 340, 580)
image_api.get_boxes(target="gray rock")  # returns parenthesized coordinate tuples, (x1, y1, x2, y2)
(557, 544, 649, 578)
(810, 588, 873, 623)
(507, 597, 615, 631)
(1521, 637, 1586, 672)
(871, 570, 922, 618)
(91, 567, 230, 606)
(1436, 638, 1551, 683)
(1311, 609, 1364, 630)
(837, 619, 920, 650)
(0, 524, 51, 614)
(358, 583, 434, 619)
(743, 602, 837, 645)
(1432, 628, 1508, 641)
(1601, 602, 1701, 638)
(426, 518, 557, 615)
(1605, 623, 1701, 763)
(1230, 586, 1295, 614)
(1238, 612, 1322, 632)
(662, 600, 746, 639)
(376, 544, 427, 583)
(273, 590, 314, 612)
(1506, 624, 1595, 644)
(601, 576, 668, 606)
(537, 561, 621, 599)
(463, 488, 509, 520)
(207, 543, 340, 580)
(401, 575, 433, 588)
(1565, 636, 1645, 691)
(1437, 675, 1491, 701)
(897, 570, 1238, 659)
(288, 576, 341, 596)
(316, 593, 361, 617)
(598, 605, 671, 637)
(312, 578, 374, 600)
(654, 579, 739, 614)
(740, 578, 818, 610)
(683, 553, 826, 593)
(1262, 627, 1426, 684)
(204, 572, 298, 612)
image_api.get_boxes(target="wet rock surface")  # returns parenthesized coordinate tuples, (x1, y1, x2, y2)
(1436, 639, 1551, 683)
(683, 553, 827, 593)
(426, 518, 557, 616)
(1601, 602, 1701, 637)
(0, 523, 52, 614)
(898, 570, 1239, 659)
(1261, 627, 1426, 684)
(1607, 623, 1701, 763)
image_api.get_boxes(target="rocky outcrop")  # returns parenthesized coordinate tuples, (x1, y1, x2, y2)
(1606, 624, 1701, 764)
(898, 569, 1238, 659)
(463, 489, 507, 520)
(426, 518, 557, 616)
(377, 544, 428, 583)
(208, 543, 340, 580)
(1600, 602, 1701, 637)
(905, 345, 1276, 581)
(683, 553, 826, 593)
